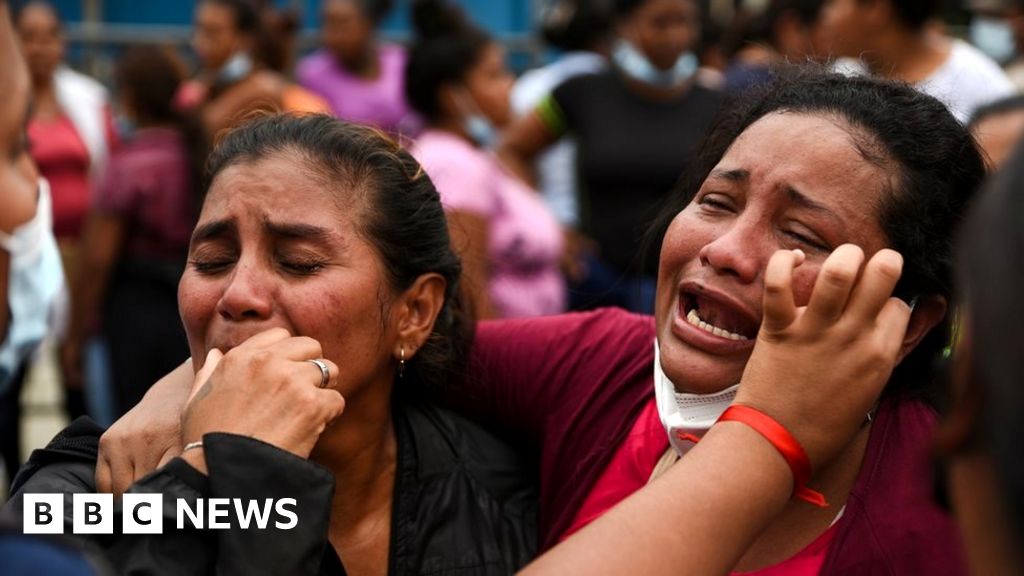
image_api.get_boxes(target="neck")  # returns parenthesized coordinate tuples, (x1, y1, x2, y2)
(429, 117, 479, 148)
(864, 27, 949, 84)
(311, 384, 397, 524)
(619, 70, 693, 101)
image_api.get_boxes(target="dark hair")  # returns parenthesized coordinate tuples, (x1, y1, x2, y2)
(647, 65, 986, 402)
(205, 114, 467, 390)
(116, 45, 185, 126)
(968, 94, 1024, 128)
(958, 142, 1024, 543)
(201, 0, 260, 34)
(327, 0, 395, 24)
(541, 0, 614, 52)
(874, 0, 939, 31)
(405, 0, 492, 122)
(727, 0, 823, 55)
(13, 0, 60, 28)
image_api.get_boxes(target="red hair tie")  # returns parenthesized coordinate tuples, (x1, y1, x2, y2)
(717, 405, 828, 508)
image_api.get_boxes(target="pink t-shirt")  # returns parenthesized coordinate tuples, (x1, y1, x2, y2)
(411, 130, 566, 318)
(297, 44, 416, 134)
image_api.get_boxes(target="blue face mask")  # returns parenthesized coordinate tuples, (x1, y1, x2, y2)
(216, 51, 254, 87)
(464, 114, 498, 149)
(612, 40, 698, 89)
(970, 16, 1017, 64)
(0, 179, 65, 391)
(456, 89, 499, 149)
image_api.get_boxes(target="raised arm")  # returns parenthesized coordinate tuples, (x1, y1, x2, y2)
(523, 246, 912, 575)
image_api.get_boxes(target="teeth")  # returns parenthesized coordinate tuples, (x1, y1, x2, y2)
(686, 308, 749, 341)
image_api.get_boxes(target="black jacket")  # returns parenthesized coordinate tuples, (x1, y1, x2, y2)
(3, 398, 538, 575)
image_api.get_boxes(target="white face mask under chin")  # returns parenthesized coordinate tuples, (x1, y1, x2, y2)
(653, 339, 739, 457)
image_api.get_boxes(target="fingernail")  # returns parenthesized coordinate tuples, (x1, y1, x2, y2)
(792, 249, 806, 264)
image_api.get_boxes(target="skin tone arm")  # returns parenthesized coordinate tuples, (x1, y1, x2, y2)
(446, 210, 496, 320)
(200, 71, 285, 137)
(497, 110, 559, 188)
(0, 0, 38, 339)
(522, 245, 911, 575)
(60, 213, 126, 389)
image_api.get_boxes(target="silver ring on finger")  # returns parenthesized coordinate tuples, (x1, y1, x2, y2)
(306, 358, 330, 389)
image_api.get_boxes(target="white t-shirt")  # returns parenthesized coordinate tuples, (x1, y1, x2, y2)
(917, 39, 1016, 123)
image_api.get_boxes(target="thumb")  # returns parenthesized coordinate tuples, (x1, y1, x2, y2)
(187, 348, 223, 406)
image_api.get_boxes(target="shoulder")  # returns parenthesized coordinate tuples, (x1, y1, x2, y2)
(54, 67, 107, 100)
(296, 50, 332, 77)
(5, 418, 102, 515)
(477, 308, 655, 352)
(412, 131, 492, 180)
(830, 399, 966, 572)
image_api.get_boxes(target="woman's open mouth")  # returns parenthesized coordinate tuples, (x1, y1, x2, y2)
(671, 283, 760, 353)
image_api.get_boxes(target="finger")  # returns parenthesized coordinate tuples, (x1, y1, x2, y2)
(804, 244, 865, 328)
(233, 327, 293, 352)
(844, 249, 904, 323)
(303, 357, 339, 390)
(95, 454, 113, 494)
(187, 348, 224, 405)
(761, 249, 806, 333)
(875, 297, 913, 360)
(267, 335, 325, 362)
(110, 457, 136, 498)
(315, 388, 346, 424)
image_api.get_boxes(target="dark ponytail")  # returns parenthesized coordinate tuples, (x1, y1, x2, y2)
(404, 0, 492, 122)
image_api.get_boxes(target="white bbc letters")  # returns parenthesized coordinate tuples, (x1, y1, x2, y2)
(23, 494, 63, 534)
(122, 493, 164, 534)
(73, 493, 113, 534)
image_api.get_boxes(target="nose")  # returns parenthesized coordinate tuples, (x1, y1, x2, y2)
(215, 260, 273, 321)
(698, 219, 765, 284)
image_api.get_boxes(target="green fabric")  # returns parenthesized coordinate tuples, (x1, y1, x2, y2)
(535, 94, 568, 137)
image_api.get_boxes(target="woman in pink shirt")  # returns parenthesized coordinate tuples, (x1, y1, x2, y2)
(405, 0, 565, 319)
(297, 0, 417, 134)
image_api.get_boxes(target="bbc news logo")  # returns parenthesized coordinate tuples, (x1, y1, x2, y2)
(23, 494, 298, 534)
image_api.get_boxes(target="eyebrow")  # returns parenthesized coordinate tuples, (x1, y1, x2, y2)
(784, 186, 841, 224)
(708, 168, 750, 182)
(190, 219, 236, 244)
(263, 220, 333, 242)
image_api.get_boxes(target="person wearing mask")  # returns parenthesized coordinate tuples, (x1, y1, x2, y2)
(60, 46, 197, 418)
(181, 0, 329, 139)
(968, 0, 1024, 91)
(510, 0, 613, 230)
(820, 0, 1015, 123)
(500, 0, 725, 314)
(297, 0, 417, 133)
(406, 0, 567, 319)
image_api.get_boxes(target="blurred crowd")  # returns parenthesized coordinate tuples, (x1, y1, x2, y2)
(3, 0, 1024, 574)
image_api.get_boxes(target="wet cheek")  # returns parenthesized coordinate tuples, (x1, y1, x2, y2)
(790, 267, 820, 306)
(178, 277, 220, 352)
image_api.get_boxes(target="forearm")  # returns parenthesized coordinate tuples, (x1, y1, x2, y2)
(521, 422, 792, 576)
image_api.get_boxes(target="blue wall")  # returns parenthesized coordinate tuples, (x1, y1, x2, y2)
(46, 0, 534, 37)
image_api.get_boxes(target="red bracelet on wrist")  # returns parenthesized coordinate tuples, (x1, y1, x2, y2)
(717, 405, 828, 508)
